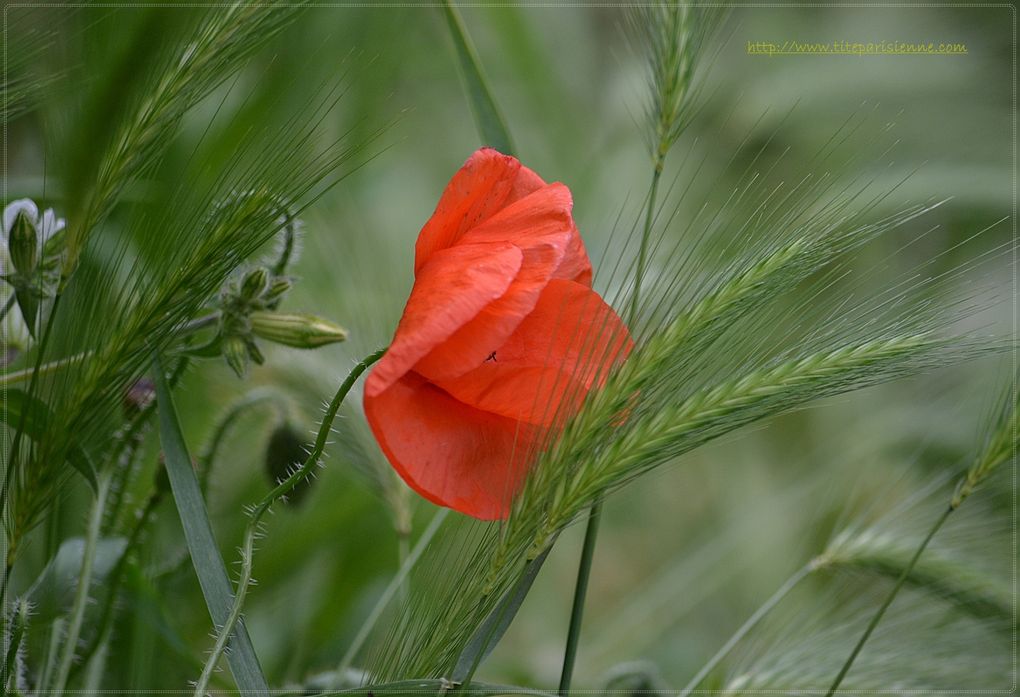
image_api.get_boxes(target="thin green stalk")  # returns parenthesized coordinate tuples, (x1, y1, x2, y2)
(2, 292, 62, 555)
(0, 312, 216, 388)
(558, 503, 601, 695)
(38, 618, 63, 691)
(558, 151, 665, 695)
(824, 506, 953, 696)
(0, 294, 15, 323)
(69, 487, 162, 682)
(194, 347, 386, 697)
(0, 353, 89, 388)
(680, 563, 812, 697)
(335, 507, 449, 680)
(629, 163, 664, 323)
(51, 470, 112, 692)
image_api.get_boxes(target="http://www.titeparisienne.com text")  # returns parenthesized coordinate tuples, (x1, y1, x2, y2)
(747, 39, 968, 56)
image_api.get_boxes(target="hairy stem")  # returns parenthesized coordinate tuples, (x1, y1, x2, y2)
(193, 347, 386, 697)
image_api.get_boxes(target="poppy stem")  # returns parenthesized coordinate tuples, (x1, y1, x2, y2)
(557, 500, 602, 695)
(193, 347, 387, 697)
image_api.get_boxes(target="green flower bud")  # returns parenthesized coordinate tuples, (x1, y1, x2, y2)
(223, 334, 250, 378)
(247, 338, 265, 365)
(8, 209, 39, 275)
(261, 277, 292, 309)
(250, 311, 348, 349)
(264, 422, 312, 506)
(240, 267, 270, 302)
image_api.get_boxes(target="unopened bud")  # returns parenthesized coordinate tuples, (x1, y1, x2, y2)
(248, 338, 265, 365)
(223, 334, 250, 378)
(261, 277, 292, 309)
(8, 209, 39, 275)
(250, 311, 348, 349)
(240, 267, 270, 302)
(264, 422, 312, 506)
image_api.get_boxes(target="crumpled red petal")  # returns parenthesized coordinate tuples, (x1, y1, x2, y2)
(414, 184, 575, 382)
(432, 279, 633, 426)
(364, 371, 539, 520)
(366, 242, 522, 396)
(414, 149, 544, 272)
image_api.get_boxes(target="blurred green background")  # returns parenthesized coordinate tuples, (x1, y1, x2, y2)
(4, 3, 1014, 691)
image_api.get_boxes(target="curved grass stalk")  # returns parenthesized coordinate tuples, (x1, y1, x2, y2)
(817, 534, 1011, 627)
(824, 380, 1017, 695)
(824, 506, 952, 697)
(194, 348, 386, 697)
(336, 507, 449, 679)
(50, 469, 112, 692)
(197, 387, 290, 492)
(679, 563, 813, 697)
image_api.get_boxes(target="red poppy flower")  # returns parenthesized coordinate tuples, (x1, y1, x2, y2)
(365, 148, 633, 520)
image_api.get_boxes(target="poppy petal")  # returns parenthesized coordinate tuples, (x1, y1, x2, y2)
(367, 242, 522, 397)
(433, 279, 633, 426)
(413, 184, 577, 382)
(557, 223, 593, 286)
(364, 372, 540, 520)
(414, 148, 546, 272)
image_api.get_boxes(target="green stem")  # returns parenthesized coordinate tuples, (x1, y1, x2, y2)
(824, 506, 954, 696)
(680, 563, 812, 697)
(2, 292, 61, 547)
(51, 470, 112, 692)
(197, 387, 289, 493)
(557, 502, 602, 695)
(335, 507, 449, 680)
(0, 312, 217, 388)
(193, 348, 386, 697)
(558, 153, 666, 695)
(0, 353, 90, 388)
(69, 488, 162, 682)
(0, 294, 15, 323)
(629, 162, 664, 323)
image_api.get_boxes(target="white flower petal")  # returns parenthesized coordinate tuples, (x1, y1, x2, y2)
(3, 199, 39, 237)
(40, 209, 66, 241)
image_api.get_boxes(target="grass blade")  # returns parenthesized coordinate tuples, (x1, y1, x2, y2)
(452, 547, 551, 685)
(152, 354, 269, 694)
(440, 0, 514, 155)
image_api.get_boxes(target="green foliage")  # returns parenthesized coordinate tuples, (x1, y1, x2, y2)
(154, 355, 269, 692)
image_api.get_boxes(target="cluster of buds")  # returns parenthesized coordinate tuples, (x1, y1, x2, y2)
(216, 265, 347, 378)
(2, 199, 67, 336)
